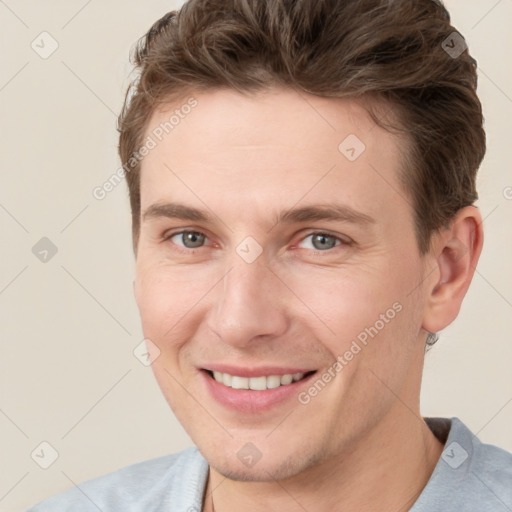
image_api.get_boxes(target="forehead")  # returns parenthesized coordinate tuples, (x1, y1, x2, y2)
(144, 88, 399, 161)
(139, 88, 412, 230)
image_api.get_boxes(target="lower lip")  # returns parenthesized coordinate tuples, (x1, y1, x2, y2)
(201, 370, 317, 413)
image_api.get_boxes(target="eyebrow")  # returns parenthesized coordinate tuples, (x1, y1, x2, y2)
(142, 202, 375, 227)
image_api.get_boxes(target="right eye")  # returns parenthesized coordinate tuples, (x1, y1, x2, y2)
(166, 230, 208, 250)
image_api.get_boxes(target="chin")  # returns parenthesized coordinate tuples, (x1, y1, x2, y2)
(204, 445, 326, 483)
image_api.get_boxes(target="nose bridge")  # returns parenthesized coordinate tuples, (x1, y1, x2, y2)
(207, 254, 288, 346)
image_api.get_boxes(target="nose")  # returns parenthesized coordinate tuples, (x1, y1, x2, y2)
(206, 257, 289, 348)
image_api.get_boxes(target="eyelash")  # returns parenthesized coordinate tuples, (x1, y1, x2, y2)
(162, 229, 351, 255)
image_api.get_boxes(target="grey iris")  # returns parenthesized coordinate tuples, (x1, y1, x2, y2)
(182, 231, 205, 248)
(312, 233, 337, 250)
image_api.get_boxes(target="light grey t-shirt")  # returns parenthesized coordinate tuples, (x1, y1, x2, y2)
(26, 417, 512, 511)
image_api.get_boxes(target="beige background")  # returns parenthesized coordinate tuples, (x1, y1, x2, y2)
(1, 1, 511, 510)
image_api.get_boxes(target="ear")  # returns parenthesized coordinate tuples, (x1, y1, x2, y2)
(422, 206, 484, 333)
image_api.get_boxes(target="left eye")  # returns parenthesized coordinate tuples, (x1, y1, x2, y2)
(298, 233, 342, 251)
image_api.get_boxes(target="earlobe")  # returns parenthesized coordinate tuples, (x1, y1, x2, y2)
(422, 206, 484, 334)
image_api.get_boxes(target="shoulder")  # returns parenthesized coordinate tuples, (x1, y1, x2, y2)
(413, 417, 512, 512)
(450, 416, 512, 485)
(470, 423, 512, 491)
(25, 446, 208, 512)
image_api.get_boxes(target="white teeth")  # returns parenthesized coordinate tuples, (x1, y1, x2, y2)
(249, 376, 267, 390)
(222, 373, 232, 386)
(231, 376, 249, 389)
(266, 375, 281, 389)
(211, 371, 306, 390)
(280, 374, 293, 385)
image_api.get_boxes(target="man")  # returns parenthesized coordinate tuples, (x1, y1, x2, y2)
(27, 0, 512, 510)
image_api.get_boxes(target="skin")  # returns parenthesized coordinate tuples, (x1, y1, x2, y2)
(134, 87, 483, 512)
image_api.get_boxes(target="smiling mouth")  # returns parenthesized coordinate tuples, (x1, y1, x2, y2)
(204, 370, 317, 391)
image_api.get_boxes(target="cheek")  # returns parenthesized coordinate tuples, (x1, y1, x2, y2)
(134, 265, 210, 411)
(283, 258, 421, 364)
(135, 256, 212, 315)
(133, 261, 213, 354)
(282, 265, 391, 345)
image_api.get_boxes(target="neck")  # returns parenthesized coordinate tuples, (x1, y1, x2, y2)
(202, 406, 444, 512)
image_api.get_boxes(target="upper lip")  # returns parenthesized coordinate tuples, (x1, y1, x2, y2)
(201, 365, 317, 378)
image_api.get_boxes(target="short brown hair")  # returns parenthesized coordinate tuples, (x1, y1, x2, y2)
(118, 0, 485, 258)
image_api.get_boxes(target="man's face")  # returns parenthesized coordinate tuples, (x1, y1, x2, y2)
(134, 88, 431, 480)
